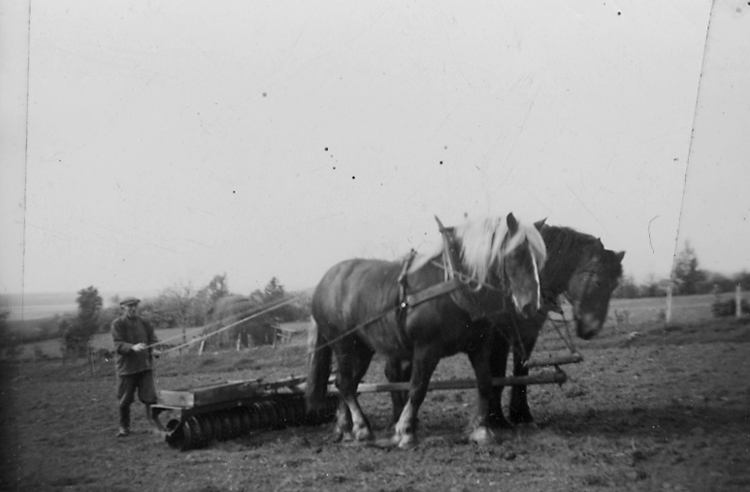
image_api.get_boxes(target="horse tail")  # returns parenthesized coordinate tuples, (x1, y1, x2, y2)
(305, 318, 331, 413)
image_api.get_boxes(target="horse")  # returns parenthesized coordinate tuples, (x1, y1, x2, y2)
(385, 221, 625, 429)
(305, 213, 547, 448)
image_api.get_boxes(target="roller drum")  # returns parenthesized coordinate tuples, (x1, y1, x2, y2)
(229, 409, 244, 438)
(185, 415, 205, 449)
(237, 407, 253, 436)
(255, 401, 277, 429)
(219, 411, 234, 441)
(198, 414, 214, 444)
(289, 397, 306, 426)
(209, 412, 225, 442)
(165, 418, 185, 450)
(247, 404, 261, 431)
(272, 399, 290, 428)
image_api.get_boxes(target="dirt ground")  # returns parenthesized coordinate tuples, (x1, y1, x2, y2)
(2, 317, 749, 492)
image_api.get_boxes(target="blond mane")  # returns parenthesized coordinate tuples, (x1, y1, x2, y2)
(408, 215, 547, 284)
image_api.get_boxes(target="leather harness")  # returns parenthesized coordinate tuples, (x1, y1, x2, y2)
(395, 217, 497, 329)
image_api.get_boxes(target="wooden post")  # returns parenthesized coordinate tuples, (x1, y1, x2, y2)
(665, 283, 673, 325)
(736, 284, 742, 319)
(198, 339, 206, 356)
(88, 344, 95, 375)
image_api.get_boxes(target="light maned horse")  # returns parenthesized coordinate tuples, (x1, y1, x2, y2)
(305, 213, 546, 448)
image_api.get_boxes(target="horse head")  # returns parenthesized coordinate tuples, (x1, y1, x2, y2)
(566, 241, 624, 339)
(499, 212, 547, 318)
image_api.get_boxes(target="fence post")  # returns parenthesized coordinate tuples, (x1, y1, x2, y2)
(88, 343, 95, 375)
(736, 284, 742, 319)
(665, 283, 673, 325)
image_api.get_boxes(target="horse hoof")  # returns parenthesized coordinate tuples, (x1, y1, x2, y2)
(397, 434, 418, 450)
(334, 431, 355, 443)
(370, 437, 398, 449)
(354, 426, 374, 442)
(518, 420, 539, 430)
(514, 421, 538, 431)
(509, 411, 535, 425)
(469, 426, 496, 445)
(488, 416, 514, 430)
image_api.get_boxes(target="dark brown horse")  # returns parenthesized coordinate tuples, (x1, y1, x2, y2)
(386, 221, 624, 429)
(305, 213, 547, 448)
(490, 222, 624, 427)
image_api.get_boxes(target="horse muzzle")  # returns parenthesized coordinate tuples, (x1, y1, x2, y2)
(575, 313, 604, 340)
(512, 294, 540, 319)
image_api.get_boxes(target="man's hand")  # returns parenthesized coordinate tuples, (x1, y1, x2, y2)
(132, 342, 147, 352)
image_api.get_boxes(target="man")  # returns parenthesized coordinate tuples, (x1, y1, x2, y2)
(111, 296, 162, 437)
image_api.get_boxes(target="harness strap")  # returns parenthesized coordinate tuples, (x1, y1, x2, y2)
(397, 250, 418, 331)
(405, 277, 463, 308)
(435, 216, 458, 283)
(398, 250, 417, 307)
(541, 288, 563, 314)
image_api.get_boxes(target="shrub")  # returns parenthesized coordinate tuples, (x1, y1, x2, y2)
(711, 297, 750, 318)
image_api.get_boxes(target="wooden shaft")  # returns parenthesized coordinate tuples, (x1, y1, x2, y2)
(347, 371, 566, 394)
(524, 353, 583, 368)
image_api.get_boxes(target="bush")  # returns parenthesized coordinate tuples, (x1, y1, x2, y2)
(711, 297, 750, 318)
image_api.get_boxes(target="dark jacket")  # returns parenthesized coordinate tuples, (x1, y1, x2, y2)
(111, 315, 158, 376)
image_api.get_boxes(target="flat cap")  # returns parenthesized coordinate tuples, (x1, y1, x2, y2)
(119, 296, 140, 306)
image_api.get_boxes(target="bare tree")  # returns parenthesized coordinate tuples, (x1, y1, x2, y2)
(672, 241, 706, 295)
(161, 282, 196, 346)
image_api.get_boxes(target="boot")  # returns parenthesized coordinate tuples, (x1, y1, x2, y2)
(118, 406, 130, 437)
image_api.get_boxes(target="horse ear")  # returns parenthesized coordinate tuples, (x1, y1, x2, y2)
(434, 215, 446, 232)
(534, 218, 547, 230)
(506, 212, 518, 232)
(615, 251, 625, 262)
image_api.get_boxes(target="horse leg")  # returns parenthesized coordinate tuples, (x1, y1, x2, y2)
(487, 331, 513, 429)
(509, 332, 539, 425)
(333, 340, 375, 443)
(385, 357, 411, 427)
(392, 346, 441, 449)
(467, 336, 498, 445)
(345, 341, 375, 441)
(332, 347, 354, 442)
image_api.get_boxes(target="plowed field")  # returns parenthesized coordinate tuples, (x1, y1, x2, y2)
(2, 315, 749, 492)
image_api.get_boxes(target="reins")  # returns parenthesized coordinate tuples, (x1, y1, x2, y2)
(513, 293, 579, 367)
(147, 296, 300, 355)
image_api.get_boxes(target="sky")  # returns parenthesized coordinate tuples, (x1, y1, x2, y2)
(1, 0, 749, 302)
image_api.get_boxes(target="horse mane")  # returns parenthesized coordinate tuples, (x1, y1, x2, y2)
(543, 225, 598, 254)
(543, 225, 623, 277)
(408, 215, 547, 284)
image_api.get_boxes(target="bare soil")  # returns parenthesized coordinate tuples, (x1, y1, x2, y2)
(2, 317, 749, 492)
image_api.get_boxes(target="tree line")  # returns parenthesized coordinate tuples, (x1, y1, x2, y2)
(613, 241, 750, 299)
(57, 274, 310, 357)
(2, 240, 747, 354)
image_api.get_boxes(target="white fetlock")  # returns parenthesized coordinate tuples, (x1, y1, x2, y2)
(469, 426, 495, 445)
(353, 425, 374, 442)
(397, 433, 418, 449)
